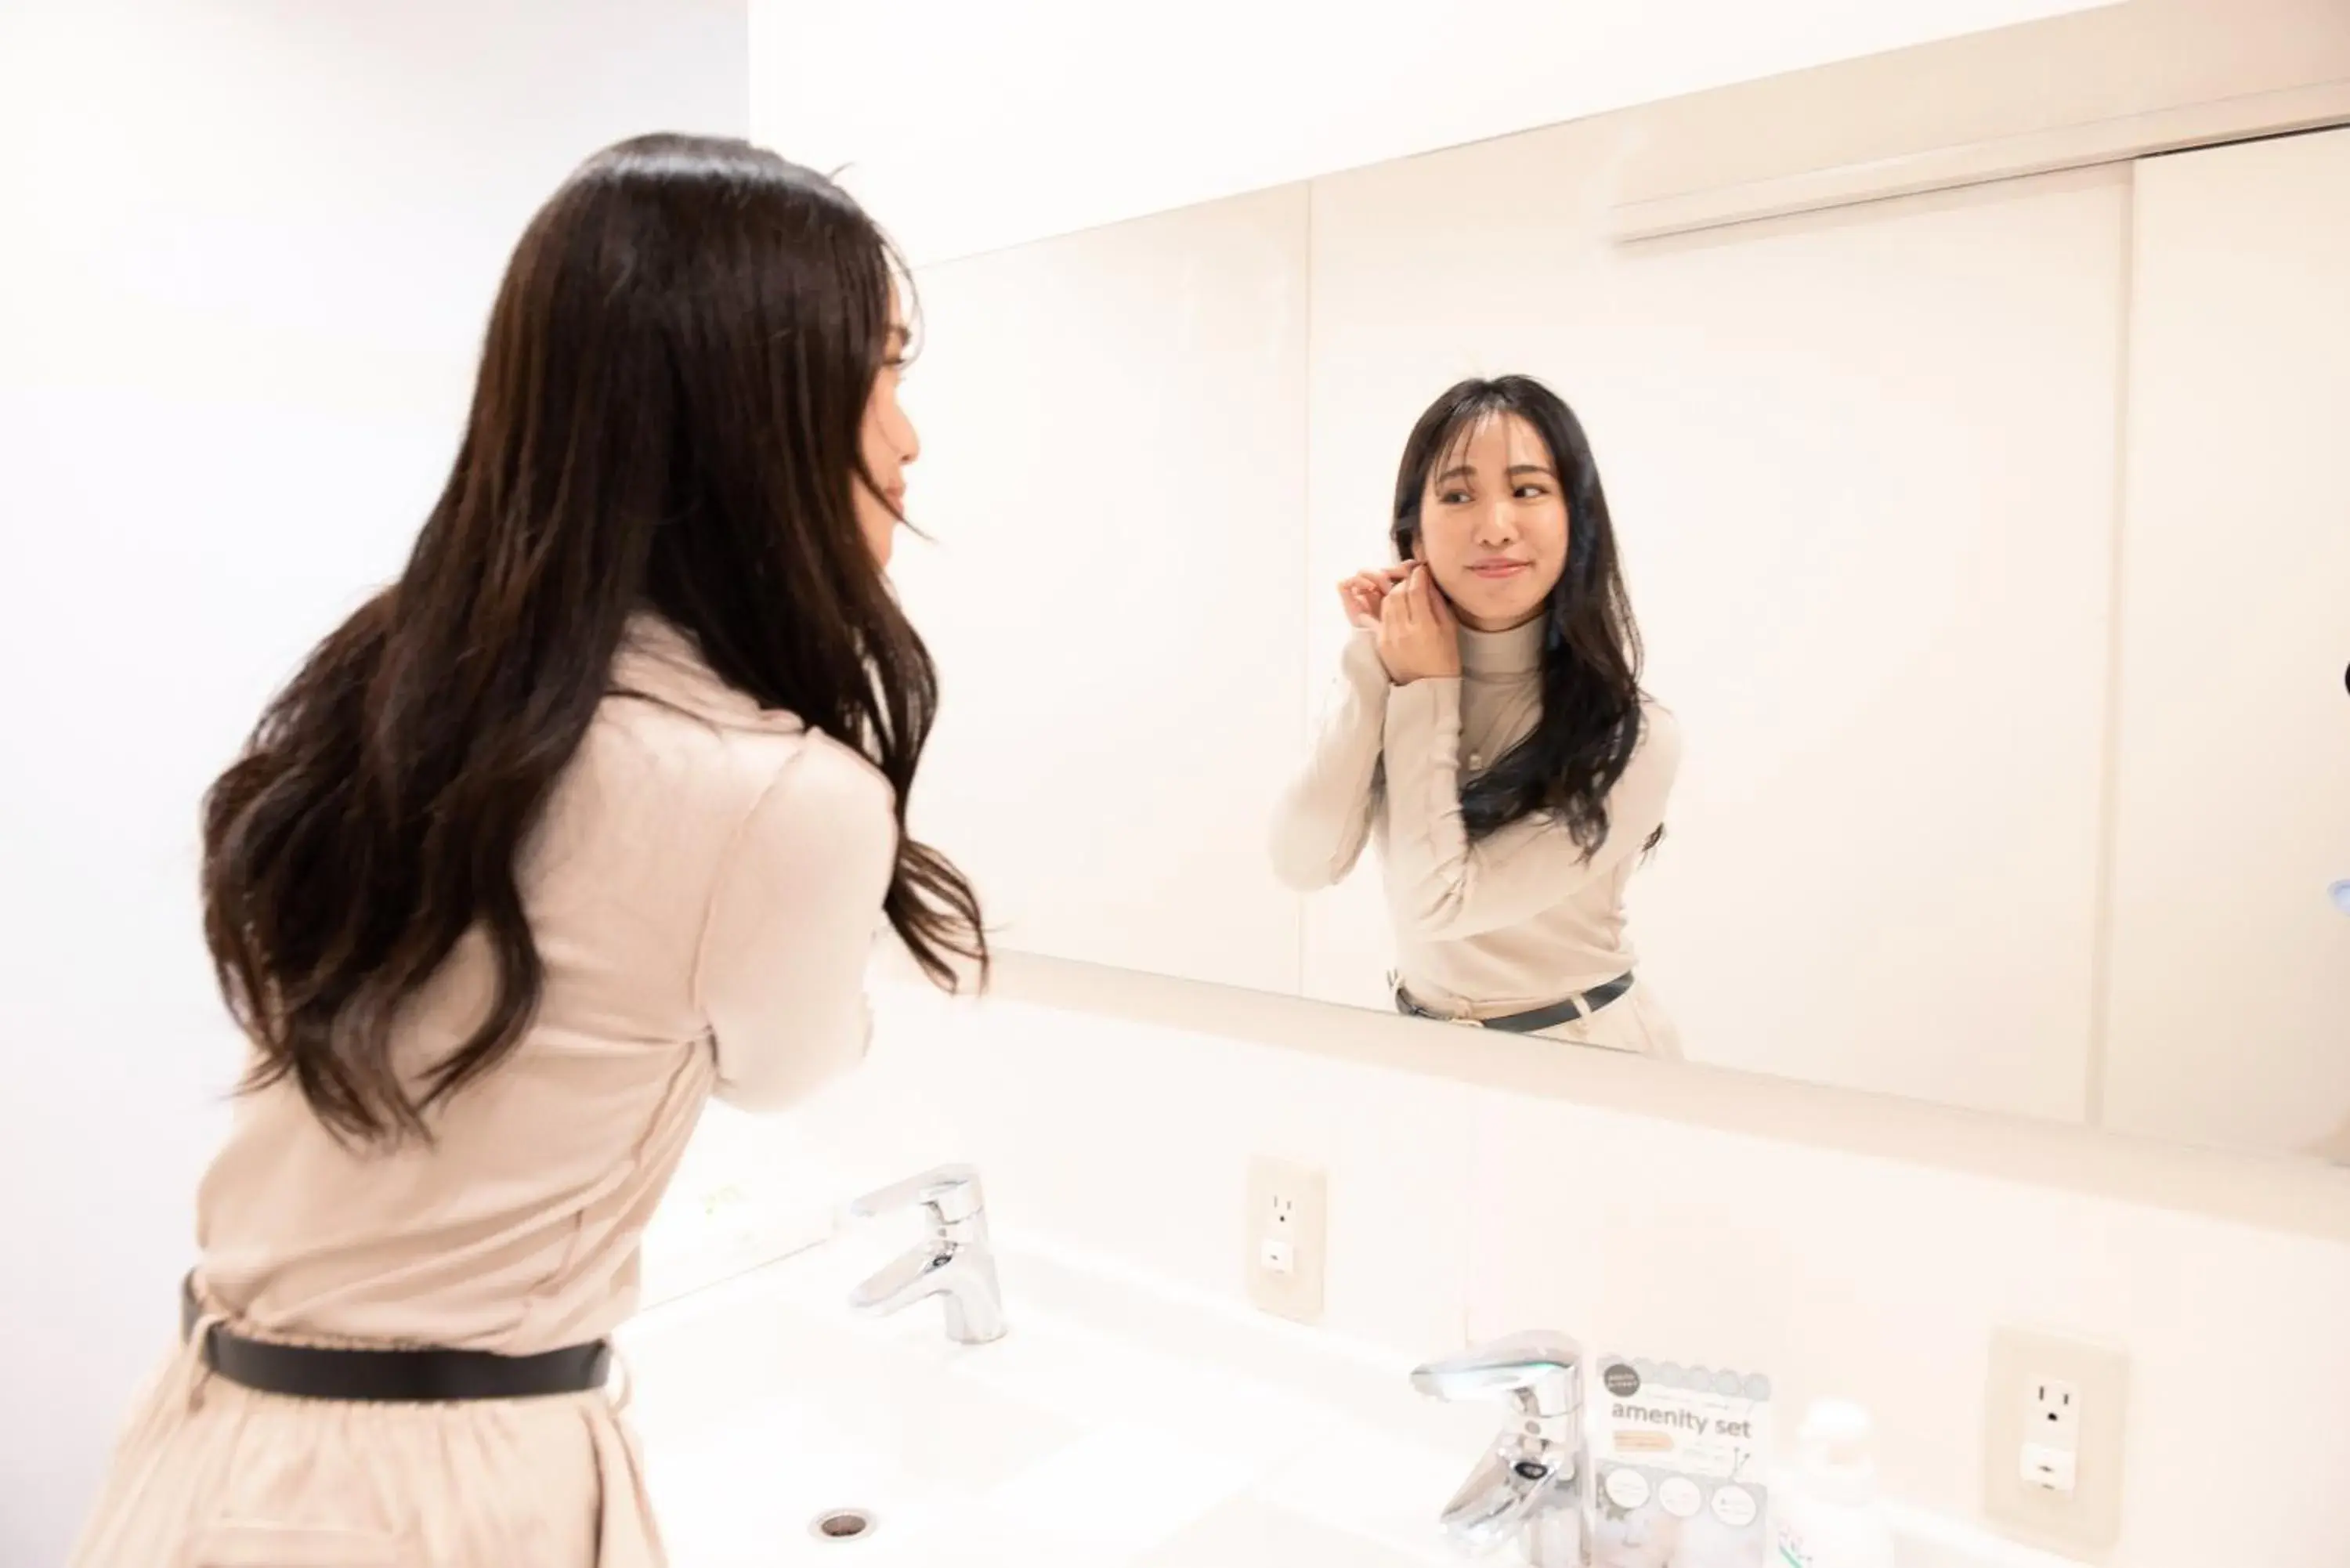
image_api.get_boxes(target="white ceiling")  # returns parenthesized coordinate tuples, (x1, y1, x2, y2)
(748, 0, 2118, 266)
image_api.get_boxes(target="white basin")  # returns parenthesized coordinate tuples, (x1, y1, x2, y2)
(619, 1227, 2090, 1568)
(621, 1226, 1478, 1566)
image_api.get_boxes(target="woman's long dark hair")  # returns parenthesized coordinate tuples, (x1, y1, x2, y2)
(201, 134, 987, 1146)
(1390, 374, 1656, 855)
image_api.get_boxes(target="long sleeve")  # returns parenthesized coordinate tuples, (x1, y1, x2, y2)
(1268, 631, 1392, 891)
(1381, 689, 1680, 941)
(692, 736, 900, 1112)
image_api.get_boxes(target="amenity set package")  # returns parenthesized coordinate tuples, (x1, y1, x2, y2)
(1591, 1355, 1773, 1568)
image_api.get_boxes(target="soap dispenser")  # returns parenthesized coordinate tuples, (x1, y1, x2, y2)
(1773, 1399, 1895, 1568)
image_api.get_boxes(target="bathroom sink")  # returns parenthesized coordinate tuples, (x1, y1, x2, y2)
(620, 1226, 1476, 1566)
(620, 1226, 2091, 1568)
(621, 1244, 1043, 1564)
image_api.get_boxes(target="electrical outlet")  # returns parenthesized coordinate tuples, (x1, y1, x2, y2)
(2019, 1375, 2084, 1496)
(1983, 1328, 2128, 1557)
(2027, 1378, 2081, 1443)
(1245, 1156, 1326, 1324)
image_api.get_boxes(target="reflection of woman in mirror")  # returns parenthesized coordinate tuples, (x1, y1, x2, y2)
(1270, 375, 1680, 1054)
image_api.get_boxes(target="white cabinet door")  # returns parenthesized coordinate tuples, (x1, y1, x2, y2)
(892, 188, 1311, 995)
(2099, 128, 2350, 1156)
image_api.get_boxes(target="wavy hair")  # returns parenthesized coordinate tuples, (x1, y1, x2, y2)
(201, 135, 986, 1145)
(1390, 374, 1656, 855)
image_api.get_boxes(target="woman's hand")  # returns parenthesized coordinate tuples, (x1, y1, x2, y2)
(1337, 564, 1412, 630)
(1377, 565, 1462, 684)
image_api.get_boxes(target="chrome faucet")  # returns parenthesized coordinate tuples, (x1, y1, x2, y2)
(843, 1164, 1007, 1345)
(1412, 1331, 1589, 1567)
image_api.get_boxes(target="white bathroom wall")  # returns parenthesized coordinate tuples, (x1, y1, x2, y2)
(0, 3, 747, 1559)
(891, 188, 1311, 994)
(2098, 128, 2350, 1154)
(746, 0, 2117, 266)
(802, 963, 2350, 1568)
(1301, 128, 2128, 1122)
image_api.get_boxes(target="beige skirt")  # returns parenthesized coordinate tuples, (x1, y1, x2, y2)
(69, 1306, 664, 1568)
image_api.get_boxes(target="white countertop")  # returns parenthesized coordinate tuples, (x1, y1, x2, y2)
(619, 1222, 2092, 1568)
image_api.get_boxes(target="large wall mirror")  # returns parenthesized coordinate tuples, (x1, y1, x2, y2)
(878, 5, 2350, 1166)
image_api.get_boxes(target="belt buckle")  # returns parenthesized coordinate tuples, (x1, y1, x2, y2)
(1392, 972, 1484, 1028)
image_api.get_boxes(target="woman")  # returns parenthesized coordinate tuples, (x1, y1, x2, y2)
(1270, 375, 1679, 1055)
(70, 135, 985, 1567)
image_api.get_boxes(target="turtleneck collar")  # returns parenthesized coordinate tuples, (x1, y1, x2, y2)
(608, 614, 808, 735)
(1459, 614, 1546, 677)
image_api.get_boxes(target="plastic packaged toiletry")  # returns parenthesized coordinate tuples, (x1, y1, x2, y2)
(1772, 1398, 1896, 1568)
(1593, 1357, 1772, 1568)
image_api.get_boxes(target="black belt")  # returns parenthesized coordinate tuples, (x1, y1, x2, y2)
(181, 1274, 612, 1403)
(1395, 972, 1636, 1033)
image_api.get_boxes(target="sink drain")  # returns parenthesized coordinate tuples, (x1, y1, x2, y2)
(808, 1509, 877, 1544)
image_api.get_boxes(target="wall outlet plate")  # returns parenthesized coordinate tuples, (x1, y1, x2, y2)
(1983, 1327, 2128, 1557)
(1245, 1156, 1327, 1324)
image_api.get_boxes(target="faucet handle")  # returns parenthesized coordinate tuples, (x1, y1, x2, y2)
(1413, 1331, 1585, 1418)
(847, 1163, 985, 1226)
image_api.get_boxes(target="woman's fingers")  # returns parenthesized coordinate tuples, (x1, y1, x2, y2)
(1370, 566, 1456, 684)
(1342, 567, 1407, 629)
(1339, 576, 1366, 619)
(1338, 582, 1368, 627)
(1423, 570, 1456, 630)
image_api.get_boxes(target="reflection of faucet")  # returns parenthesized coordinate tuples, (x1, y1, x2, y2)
(1413, 1332, 1589, 1567)
(844, 1164, 1007, 1345)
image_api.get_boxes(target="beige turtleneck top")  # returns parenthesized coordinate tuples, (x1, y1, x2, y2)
(1270, 616, 1680, 1021)
(192, 616, 899, 1353)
